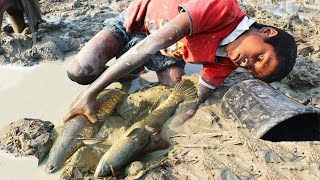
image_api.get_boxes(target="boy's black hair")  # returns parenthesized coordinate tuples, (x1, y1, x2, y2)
(252, 22, 297, 83)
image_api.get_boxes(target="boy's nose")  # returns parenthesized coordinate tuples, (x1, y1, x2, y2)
(240, 56, 254, 67)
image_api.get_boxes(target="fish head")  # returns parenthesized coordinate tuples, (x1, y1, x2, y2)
(45, 161, 59, 174)
(94, 164, 112, 178)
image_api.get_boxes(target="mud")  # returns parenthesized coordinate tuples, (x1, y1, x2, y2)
(0, 0, 320, 179)
(0, 118, 54, 162)
(59, 146, 104, 179)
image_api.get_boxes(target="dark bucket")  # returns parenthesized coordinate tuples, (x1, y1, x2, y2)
(221, 79, 320, 142)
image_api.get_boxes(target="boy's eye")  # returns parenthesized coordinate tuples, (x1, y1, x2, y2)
(257, 55, 263, 62)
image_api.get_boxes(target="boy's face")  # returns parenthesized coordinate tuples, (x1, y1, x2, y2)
(226, 27, 279, 79)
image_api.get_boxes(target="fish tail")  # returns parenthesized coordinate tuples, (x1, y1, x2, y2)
(173, 80, 197, 101)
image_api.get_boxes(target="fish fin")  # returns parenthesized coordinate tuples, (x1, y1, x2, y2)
(173, 79, 198, 101)
(169, 81, 178, 87)
(78, 138, 105, 145)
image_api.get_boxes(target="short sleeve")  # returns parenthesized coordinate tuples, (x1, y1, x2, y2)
(200, 57, 237, 87)
(179, 0, 242, 34)
(124, 0, 151, 33)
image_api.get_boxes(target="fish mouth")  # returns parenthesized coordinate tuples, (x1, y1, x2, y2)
(94, 166, 111, 178)
(45, 164, 58, 174)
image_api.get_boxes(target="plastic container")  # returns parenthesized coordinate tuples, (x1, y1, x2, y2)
(221, 79, 320, 142)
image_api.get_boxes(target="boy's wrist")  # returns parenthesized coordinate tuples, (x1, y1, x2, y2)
(197, 83, 216, 104)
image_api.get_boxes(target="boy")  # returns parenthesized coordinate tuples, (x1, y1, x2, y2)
(64, 0, 297, 124)
(0, 0, 41, 34)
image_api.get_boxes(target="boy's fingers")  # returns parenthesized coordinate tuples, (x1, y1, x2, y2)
(86, 112, 98, 124)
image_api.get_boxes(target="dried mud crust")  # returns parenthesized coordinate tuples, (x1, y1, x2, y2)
(0, 0, 122, 65)
(131, 74, 320, 179)
(140, 102, 320, 179)
(0, 118, 55, 162)
(98, 74, 320, 180)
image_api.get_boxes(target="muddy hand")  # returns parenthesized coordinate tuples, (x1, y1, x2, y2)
(170, 83, 216, 127)
(63, 92, 98, 124)
(170, 106, 198, 128)
(144, 125, 170, 152)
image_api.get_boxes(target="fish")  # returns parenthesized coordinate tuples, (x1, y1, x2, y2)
(94, 79, 197, 177)
(78, 137, 106, 145)
(45, 89, 126, 174)
(59, 116, 130, 179)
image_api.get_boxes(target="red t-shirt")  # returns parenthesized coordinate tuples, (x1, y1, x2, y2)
(124, 0, 245, 87)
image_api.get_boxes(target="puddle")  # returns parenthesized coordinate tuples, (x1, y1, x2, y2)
(0, 55, 85, 180)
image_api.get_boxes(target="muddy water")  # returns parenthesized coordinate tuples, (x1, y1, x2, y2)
(0, 61, 86, 126)
(0, 55, 86, 180)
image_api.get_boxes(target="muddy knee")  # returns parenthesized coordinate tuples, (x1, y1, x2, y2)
(67, 71, 101, 85)
(67, 60, 105, 85)
(156, 66, 185, 86)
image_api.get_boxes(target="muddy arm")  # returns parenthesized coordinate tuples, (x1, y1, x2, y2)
(170, 84, 215, 127)
(64, 12, 191, 122)
(86, 12, 191, 97)
(195, 84, 215, 108)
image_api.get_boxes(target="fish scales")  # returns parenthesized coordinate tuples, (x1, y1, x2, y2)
(59, 116, 129, 179)
(95, 128, 151, 177)
(46, 89, 126, 174)
(126, 91, 183, 134)
(94, 80, 197, 177)
(96, 89, 126, 119)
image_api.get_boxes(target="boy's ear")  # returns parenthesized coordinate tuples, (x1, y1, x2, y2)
(260, 27, 278, 37)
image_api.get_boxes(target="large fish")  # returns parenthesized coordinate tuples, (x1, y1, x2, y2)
(45, 89, 126, 174)
(94, 79, 197, 177)
(59, 116, 130, 179)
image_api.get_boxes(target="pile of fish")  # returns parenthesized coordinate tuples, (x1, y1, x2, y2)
(45, 79, 197, 178)
(46, 88, 126, 174)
